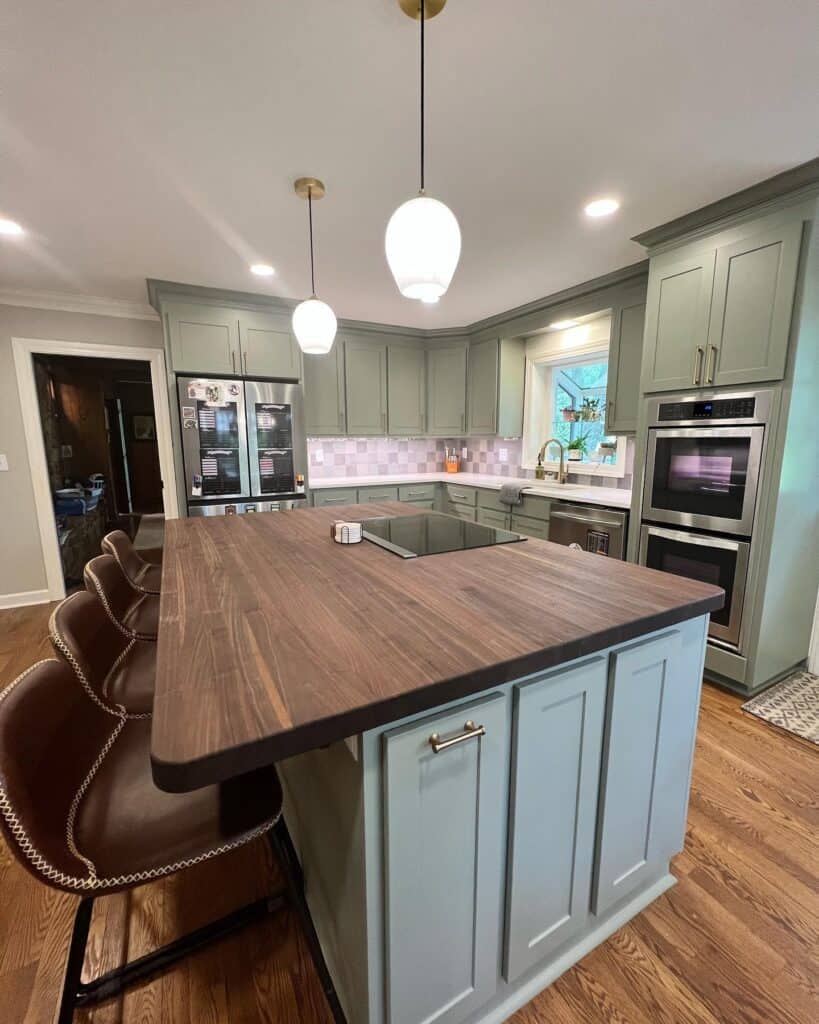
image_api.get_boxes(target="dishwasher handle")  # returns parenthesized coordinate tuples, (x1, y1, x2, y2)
(549, 509, 621, 528)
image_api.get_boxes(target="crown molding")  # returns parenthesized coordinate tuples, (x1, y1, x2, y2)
(632, 157, 819, 250)
(0, 288, 159, 321)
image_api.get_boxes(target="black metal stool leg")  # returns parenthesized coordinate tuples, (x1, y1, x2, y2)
(268, 819, 347, 1024)
(57, 896, 94, 1024)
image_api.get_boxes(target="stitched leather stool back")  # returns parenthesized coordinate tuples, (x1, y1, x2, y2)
(50, 590, 130, 708)
(0, 659, 119, 891)
(84, 554, 136, 626)
(102, 530, 152, 586)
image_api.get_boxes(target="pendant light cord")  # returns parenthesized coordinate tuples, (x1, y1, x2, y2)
(308, 186, 316, 296)
(420, 2, 425, 192)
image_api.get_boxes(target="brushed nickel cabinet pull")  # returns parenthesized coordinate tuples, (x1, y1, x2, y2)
(428, 719, 485, 754)
(231, 350, 236, 374)
(243, 352, 248, 376)
(693, 345, 704, 385)
(705, 344, 718, 384)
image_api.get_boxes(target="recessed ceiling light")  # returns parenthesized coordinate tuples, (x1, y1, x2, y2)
(584, 198, 620, 218)
(0, 218, 24, 236)
(250, 263, 275, 277)
(549, 319, 578, 330)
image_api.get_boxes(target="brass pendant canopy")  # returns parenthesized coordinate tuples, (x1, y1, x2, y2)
(399, 0, 447, 20)
(294, 177, 326, 200)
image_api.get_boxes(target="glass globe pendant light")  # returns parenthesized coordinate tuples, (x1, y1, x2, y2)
(292, 177, 337, 354)
(386, 0, 461, 304)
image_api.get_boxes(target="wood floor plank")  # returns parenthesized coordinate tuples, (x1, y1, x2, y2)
(0, 603, 817, 1024)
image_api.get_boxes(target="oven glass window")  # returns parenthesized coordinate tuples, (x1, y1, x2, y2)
(650, 435, 754, 523)
(645, 534, 734, 629)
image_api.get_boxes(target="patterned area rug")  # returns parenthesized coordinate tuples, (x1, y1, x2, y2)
(742, 670, 819, 745)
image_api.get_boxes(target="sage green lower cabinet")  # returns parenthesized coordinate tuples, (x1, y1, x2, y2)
(358, 485, 399, 503)
(447, 502, 477, 522)
(383, 693, 509, 1024)
(345, 340, 388, 435)
(304, 343, 346, 435)
(313, 487, 358, 507)
(511, 513, 549, 540)
(444, 483, 476, 506)
(504, 658, 607, 982)
(477, 507, 510, 530)
(238, 311, 301, 379)
(427, 344, 468, 435)
(388, 345, 426, 435)
(398, 483, 437, 503)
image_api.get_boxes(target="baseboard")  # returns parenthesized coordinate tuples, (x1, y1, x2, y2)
(0, 589, 51, 610)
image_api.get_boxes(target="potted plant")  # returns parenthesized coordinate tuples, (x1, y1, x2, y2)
(566, 434, 588, 461)
(580, 397, 601, 421)
(561, 406, 576, 422)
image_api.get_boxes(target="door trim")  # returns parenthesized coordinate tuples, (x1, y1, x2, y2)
(12, 336, 179, 602)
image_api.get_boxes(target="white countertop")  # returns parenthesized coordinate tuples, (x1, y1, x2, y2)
(309, 471, 632, 509)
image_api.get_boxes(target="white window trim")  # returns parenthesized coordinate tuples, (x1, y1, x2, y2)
(521, 343, 627, 479)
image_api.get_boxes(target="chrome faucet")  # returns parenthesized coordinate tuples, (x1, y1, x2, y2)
(535, 437, 567, 483)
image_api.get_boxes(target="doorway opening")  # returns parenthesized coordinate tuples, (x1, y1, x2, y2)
(31, 353, 165, 591)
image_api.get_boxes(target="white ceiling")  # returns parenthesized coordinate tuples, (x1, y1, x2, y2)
(2, 1, 818, 329)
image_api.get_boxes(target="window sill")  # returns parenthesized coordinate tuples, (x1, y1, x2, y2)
(522, 460, 626, 480)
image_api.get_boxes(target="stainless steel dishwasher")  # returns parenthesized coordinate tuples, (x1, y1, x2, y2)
(548, 503, 629, 559)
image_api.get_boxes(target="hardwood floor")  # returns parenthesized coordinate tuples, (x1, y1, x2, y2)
(1, 602, 817, 1024)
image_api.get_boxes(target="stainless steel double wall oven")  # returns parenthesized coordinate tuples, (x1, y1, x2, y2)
(639, 390, 771, 651)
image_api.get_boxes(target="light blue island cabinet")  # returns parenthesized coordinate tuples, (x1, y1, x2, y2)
(278, 614, 709, 1024)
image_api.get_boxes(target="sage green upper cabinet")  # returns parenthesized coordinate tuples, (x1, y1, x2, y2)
(606, 299, 646, 433)
(466, 338, 526, 437)
(304, 341, 346, 436)
(237, 312, 301, 379)
(345, 339, 387, 435)
(704, 220, 802, 387)
(166, 303, 239, 375)
(466, 338, 499, 435)
(504, 657, 606, 982)
(387, 344, 426, 435)
(642, 252, 716, 393)
(383, 693, 509, 1024)
(427, 343, 467, 436)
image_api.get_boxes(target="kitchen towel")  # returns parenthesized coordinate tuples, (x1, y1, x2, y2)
(498, 483, 525, 507)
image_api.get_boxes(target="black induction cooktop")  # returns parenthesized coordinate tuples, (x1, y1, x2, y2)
(361, 511, 526, 559)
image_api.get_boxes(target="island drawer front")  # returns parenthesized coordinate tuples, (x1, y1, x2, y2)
(408, 499, 435, 509)
(446, 502, 477, 522)
(398, 482, 437, 502)
(383, 693, 509, 1024)
(477, 507, 511, 530)
(444, 483, 477, 506)
(510, 513, 549, 540)
(313, 488, 359, 507)
(592, 630, 683, 917)
(358, 485, 400, 503)
(504, 657, 607, 982)
(477, 490, 550, 518)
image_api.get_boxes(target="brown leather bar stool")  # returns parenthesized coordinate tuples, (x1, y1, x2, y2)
(50, 590, 155, 717)
(0, 659, 346, 1024)
(84, 553, 159, 641)
(102, 529, 162, 594)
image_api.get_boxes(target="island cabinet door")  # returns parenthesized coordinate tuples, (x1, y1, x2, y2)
(592, 630, 683, 917)
(383, 693, 509, 1024)
(503, 657, 607, 983)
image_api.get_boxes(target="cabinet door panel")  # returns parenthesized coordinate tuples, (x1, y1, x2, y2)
(643, 254, 715, 393)
(384, 693, 508, 1024)
(707, 220, 802, 386)
(593, 631, 681, 916)
(511, 514, 549, 540)
(304, 343, 346, 436)
(388, 345, 426, 435)
(476, 507, 510, 530)
(167, 303, 239, 374)
(427, 346, 468, 436)
(345, 341, 387, 435)
(467, 339, 499, 435)
(606, 301, 645, 433)
(238, 313, 301, 379)
(505, 658, 606, 981)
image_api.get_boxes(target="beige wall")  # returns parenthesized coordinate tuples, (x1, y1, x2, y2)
(0, 304, 162, 599)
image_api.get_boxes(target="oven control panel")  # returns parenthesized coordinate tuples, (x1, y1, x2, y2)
(658, 396, 756, 421)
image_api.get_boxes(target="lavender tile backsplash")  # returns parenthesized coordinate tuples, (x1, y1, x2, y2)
(308, 437, 634, 490)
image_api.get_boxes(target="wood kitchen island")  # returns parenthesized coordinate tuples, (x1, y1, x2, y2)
(152, 503, 723, 1024)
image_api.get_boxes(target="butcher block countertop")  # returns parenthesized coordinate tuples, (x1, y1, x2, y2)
(151, 503, 724, 792)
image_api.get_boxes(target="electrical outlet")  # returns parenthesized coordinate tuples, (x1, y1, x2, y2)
(61, 444, 73, 458)
(461, 446, 468, 460)
(499, 448, 508, 462)
(313, 448, 324, 465)
(0, 454, 8, 472)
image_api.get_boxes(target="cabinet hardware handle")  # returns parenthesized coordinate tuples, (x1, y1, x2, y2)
(231, 351, 236, 374)
(705, 344, 717, 384)
(693, 346, 704, 384)
(243, 352, 248, 376)
(429, 720, 485, 754)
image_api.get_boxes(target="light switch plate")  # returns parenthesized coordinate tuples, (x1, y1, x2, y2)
(0, 454, 8, 472)
(499, 448, 508, 462)
(461, 447, 468, 460)
(313, 449, 324, 465)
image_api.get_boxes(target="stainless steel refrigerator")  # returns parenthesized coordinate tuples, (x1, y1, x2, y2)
(177, 375, 309, 516)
